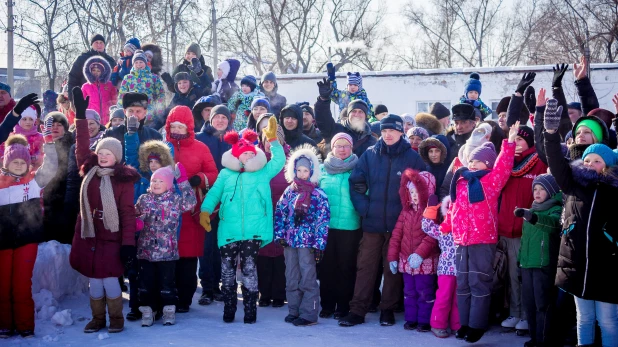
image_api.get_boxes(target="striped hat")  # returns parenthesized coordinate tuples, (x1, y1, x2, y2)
(532, 173, 560, 198)
(347, 72, 363, 89)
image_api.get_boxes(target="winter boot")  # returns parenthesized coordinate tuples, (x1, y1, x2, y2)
(516, 319, 529, 336)
(431, 327, 450, 338)
(0, 329, 14, 339)
(222, 287, 237, 323)
(198, 292, 213, 306)
(106, 296, 125, 333)
(139, 306, 154, 327)
(243, 291, 258, 324)
(501, 316, 520, 330)
(272, 299, 285, 308)
(338, 312, 365, 327)
(126, 308, 142, 321)
(455, 325, 469, 340)
(403, 321, 418, 330)
(293, 317, 317, 326)
(285, 314, 299, 323)
(162, 305, 176, 326)
(417, 323, 431, 332)
(84, 297, 107, 333)
(464, 327, 486, 343)
(379, 310, 395, 326)
(18, 330, 34, 338)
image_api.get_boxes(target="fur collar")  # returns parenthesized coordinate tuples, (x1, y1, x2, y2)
(80, 153, 141, 183)
(570, 160, 618, 188)
(285, 145, 321, 184)
(138, 140, 174, 173)
(221, 147, 267, 172)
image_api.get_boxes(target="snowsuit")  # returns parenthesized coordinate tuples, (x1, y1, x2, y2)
(82, 55, 117, 124)
(458, 96, 492, 120)
(117, 66, 166, 124)
(228, 89, 264, 132)
(67, 49, 116, 102)
(0, 142, 57, 333)
(330, 79, 373, 117)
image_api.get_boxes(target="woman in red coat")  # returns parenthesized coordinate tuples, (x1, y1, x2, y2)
(69, 88, 139, 334)
(165, 105, 218, 312)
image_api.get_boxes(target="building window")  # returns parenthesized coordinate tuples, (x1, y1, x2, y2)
(417, 101, 451, 114)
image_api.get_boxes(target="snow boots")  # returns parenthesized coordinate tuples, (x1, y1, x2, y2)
(106, 296, 124, 333)
(243, 292, 258, 324)
(222, 287, 237, 323)
(139, 306, 155, 327)
(84, 297, 107, 333)
(162, 305, 176, 326)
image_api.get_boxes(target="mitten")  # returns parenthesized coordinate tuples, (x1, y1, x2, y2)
(189, 57, 202, 73)
(524, 86, 536, 114)
(199, 212, 212, 232)
(389, 261, 398, 275)
(189, 175, 201, 187)
(544, 99, 562, 132)
(516, 72, 536, 95)
(317, 77, 332, 100)
(261, 116, 278, 141)
(408, 253, 423, 269)
(174, 162, 188, 183)
(42, 116, 54, 143)
(120, 245, 137, 265)
(314, 249, 324, 264)
(72, 87, 89, 120)
(13, 93, 38, 116)
(514, 208, 537, 224)
(161, 72, 175, 92)
(326, 62, 336, 81)
(127, 115, 139, 134)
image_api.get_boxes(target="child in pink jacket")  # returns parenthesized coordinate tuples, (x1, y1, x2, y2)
(439, 121, 518, 343)
(82, 56, 117, 125)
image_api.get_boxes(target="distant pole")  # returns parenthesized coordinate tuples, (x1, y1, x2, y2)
(211, 0, 218, 68)
(7, 0, 14, 88)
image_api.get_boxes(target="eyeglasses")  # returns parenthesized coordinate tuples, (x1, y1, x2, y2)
(334, 145, 351, 150)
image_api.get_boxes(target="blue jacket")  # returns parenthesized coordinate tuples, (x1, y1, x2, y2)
(195, 123, 232, 172)
(349, 137, 427, 233)
(99, 119, 163, 163)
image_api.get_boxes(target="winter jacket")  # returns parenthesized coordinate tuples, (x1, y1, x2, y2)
(304, 124, 324, 147)
(330, 79, 373, 117)
(100, 118, 163, 163)
(195, 123, 232, 172)
(419, 136, 450, 189)
(117, 66, 166, 122)
(319, 156, 360, 231)
(0, 142, 58, 250)
(387, 170, 439, 275)
(69, 119, 140, 279)
(279, 104, 317, 150)
(517, 193, 562, 269)
(165, 107, 219, 258)
(136, 181, 197, 262)
(0, 110, 19, 145)
(201, 140, 286, 248)
(458, 96, 492, 119)
(110, 55, 133, 86)
(545, 130, 618, 304)
(260, 84, 287, 117)
(498, 147, 547, 239)
(349, 137, 427, 233)
(82, 56, 117, 124)
(422, 217, 456, 276)
(228, 89, 264, 131)
(314, 97, 376, 157)
(68, 49, 116, 102)
(0, 99, 16, 124)
(165, 56, 214, 95)
(212, 59, 240, 104)
(440, 140, 515, 246)
(274, 147, 330, 250)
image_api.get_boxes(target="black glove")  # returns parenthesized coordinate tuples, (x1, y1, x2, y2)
(313, 249, 324, 264)
(524, 86, 536, 114)
(353, 183, 368, 194)
(513, 208, 537, 224)
(13, 93, 39, 116)
(278, 239, 289, 247)
(552, 63, 569, 88)
(515, 72, 536, 95)
(161, 71, 175, 91)
(317, 77, 332, 100)
(120, 245, 137, 265)
(72, 87, 89, 120)
(189, 175, 201, 187)
(326, 62, 336, 81)
(189, 57, 202, 73)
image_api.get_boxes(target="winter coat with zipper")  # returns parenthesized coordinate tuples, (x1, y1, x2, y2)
(279, 104, 317, 150)
(544, 130, 618, 304)
(228, 89, 264, 131)
(319, 155, 360, 231)
(82, 56, 117, 124)
(349, 136, 427, 233)
(68, 49, 116, 102)
(0, 142, 58, 250)
(314, 97, 376, 157)
(517, 193, 562, 269)
(497, 146, 547, 239)
(259, 80, 287, 117)
(69, 119, 140, 279)
(387, 170, 439, 274)
(110, 55, 133, 86)
(201, 139, 286, 248)
(165, 106, 219, 258)
(440, 140, 515, 246)
(195, 122, 232, 172)
(117, 66, 166, 122)
(135, 180, 197, 262)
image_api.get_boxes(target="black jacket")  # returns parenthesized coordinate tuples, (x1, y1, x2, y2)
(68, 49, 116, 102)
(100, 118, 163, 161)
(195, 123, 232, 172)
(279, 104, 317, 150)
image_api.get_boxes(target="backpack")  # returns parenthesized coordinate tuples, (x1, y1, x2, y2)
(492, 238, 508, 292)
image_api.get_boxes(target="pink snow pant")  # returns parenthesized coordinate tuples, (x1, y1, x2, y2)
(430, 275, 461, 331)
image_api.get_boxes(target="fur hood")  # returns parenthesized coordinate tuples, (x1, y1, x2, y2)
(419, 137, 447, 165)
(399, 169, 430, 211)
(221, 147, 267, 173)
(83, 56, 112, 83)
(285, 145, 321, 184)
(79, 153, 141, 183)
(415, 113, 443, 136)
(138, 140, 174, 173)
(570, 159, 618, 188)
(141, 43, 163, 75)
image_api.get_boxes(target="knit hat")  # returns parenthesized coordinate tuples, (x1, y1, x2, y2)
(464, 72, 482, 96)
(45, 112, 69, 131)
(95, 137, 123, 163)
(429, 102, 450, 120)
(123, 37, 141, 54)
(20, 105, 38, 120)
(374, 104, 388, 115)
(3, 134, 31, 169)
(469, 142, 497, 169)
(185, 42, 202, 58)
(347, 99, 368, 117)
(401, 113, 415, 126)
(567, 102, 582, 111)
(132, 50, 148, 65)
(90, 34, 105, 45)
(251, 97, 270, 111)
(587, 108, 614, 129)
(517, 125, 534, 149)
(240, 75, 257, 91)
(261, 71, 277, 85)
(174, 72, 191, 83)
(295, 156, 313, 176)
(331, 132, 354, 148)
(151, 166, 174, 192)
(583, 143, 617, 167)
(347, 72, 363, 89)
(122, 92, 148, 109)
(451, 103, 476, 121)
(576, 119, 603, 143)
(406, 127, 429, 140)
(297, 102, 313, 118)
(85, 109, 101, 125)
(380, 114, 404, 133)
(110, 107, 125, 121)
(0, 82, 11, 96)
(210, 105, 231, 122)
(532, 173, 560, 198)
(225, 130, 258, 159)
(459, 123, 492, 163)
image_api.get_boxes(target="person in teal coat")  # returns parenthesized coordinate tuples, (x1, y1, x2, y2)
(317, 132, 362, 320)
(200, 117, 284, 324)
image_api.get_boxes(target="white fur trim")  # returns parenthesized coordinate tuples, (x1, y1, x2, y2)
(441, 195, 451, 218)
(285, 145, 321, 184)
(170, 121, 187, 128)
(221, 147, 267, 172)
(218, 61, 230, 80)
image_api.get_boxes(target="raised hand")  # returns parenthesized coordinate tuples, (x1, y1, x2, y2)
(552, 63, 569, 88)
(326, 62, 336, 81)
(524, 86, 536, 114)
(536, 88, 548, 108)
(189, 57, 202, 73)
(515, 72, 536, 95)
(127, 115, 139, 134)
(317, 77, 333, 100)
(13, 93, 39, 116)
(508, 120, 521, 142)
(72, 87, 89, 120)
(573, 56, 588, 81)
(544, 99, 562, 132)
(42, 116, 54, 143)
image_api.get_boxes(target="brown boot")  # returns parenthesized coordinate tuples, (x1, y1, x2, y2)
(106, 296, 125, 333)
(84, 297, 106, 333)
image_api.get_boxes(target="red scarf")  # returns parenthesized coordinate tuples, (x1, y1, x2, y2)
(291, 177, 316, 216)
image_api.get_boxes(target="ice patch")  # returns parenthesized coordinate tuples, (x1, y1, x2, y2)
(32, 241, 89, 300)
(42, 335, 59, 342)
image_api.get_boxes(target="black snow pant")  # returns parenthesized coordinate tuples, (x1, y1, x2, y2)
(257, 255, 286, 302)
(522, 266, 556, 345)
(138, 259, 177, 308)
(176, 257, 198, 309)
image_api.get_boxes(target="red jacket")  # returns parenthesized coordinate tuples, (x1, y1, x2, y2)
(69, 119, 139, 278)
(166, 106, 218, 257)
(497, 147, 547, 238)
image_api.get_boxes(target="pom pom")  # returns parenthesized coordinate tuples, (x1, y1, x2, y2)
(6, 134, 29, 147)
(242, 129, 258, 143)
(223, 131, 239, 145)
(469, 72, 480, 80)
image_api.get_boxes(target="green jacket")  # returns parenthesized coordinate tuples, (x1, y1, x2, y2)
(518, 193, 563, 269)
(201, 141, 285, 248)
(319, 164, 360, 230)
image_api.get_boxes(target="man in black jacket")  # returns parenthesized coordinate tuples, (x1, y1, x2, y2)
(279, 103, 317, 151)
(67, 34, 116, 102)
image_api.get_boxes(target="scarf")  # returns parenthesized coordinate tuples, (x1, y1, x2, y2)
(0, 167, 25, 181)
(14, 123, 39, 137)
(80, 166, 119, 239)
(291, 177, 317, 216)
(89, 131, 103, 148)
(170, 132, 190, 141)
(450, 167, 490, 204)
(323, 153, 358, 175)
(512, 149, 539, 177)
(531, 196, 560, 212)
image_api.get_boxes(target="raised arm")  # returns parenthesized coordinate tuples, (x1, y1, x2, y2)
(543, 99, 576, 194)
(72, 88, 93, 168)
(534, 88, 548, 165)
(573, 57, 598, 115)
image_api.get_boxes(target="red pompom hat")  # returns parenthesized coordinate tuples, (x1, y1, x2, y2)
(224, 130, 258, 158)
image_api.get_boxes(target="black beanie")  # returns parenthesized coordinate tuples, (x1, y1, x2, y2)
(518, 125, 534, 149)
(90, 34, 106, 45)
(297, 102, 314, 118)
(429, 102, 450, 120)
(374, 104, 388, 115)
(347, 99, 369, 117)
(210, 105, 231, 122)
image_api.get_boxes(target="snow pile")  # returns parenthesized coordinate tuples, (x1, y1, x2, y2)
(33, 289, 58, 320)
(42, 335, 59, 342)
(51, 309, 73, 326)
(32, 241, 89, 300)
(98, 333, 110, 340)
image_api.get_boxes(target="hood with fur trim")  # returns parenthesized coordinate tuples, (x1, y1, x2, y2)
(415, 113, 443, 136)
(83, 56, 112, 84)
(419, 137, 447, 165)
(142, 43, 163, 75)
(165, 105, 196, 142)
(570, 159, 618, 188)
(285, 144, 321, 184)
(221, 146, 267, 173)
(399, 169, 432, 211)
(138, 140, 174, 173)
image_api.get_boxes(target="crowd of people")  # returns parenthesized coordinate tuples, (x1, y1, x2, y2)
(0, 34, 617, 347)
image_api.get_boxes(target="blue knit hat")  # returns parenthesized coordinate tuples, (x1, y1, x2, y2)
(380, 114, 404, 133)
(464, 72, 482, 96)
(132, 50, 148, 65)
(240, 75, 258, 91)
(0, 82, 11, 96)
(124, 37, 141, 54)
(567, 102, 582, 111)
(583, 143, 617, 167)
(251, 97, 270, 111)
(532, 173, 560, 198)
(347, 72, 363, 89)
